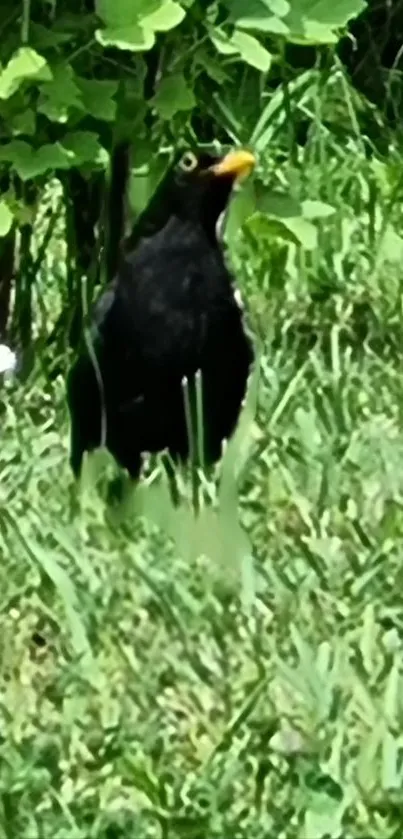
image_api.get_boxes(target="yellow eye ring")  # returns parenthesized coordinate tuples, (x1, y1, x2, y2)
(178, 151, 198, 172)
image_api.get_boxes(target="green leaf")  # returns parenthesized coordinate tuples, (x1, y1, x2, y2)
(265, 0, 290, 14)
(0, 201, 13, 236)
(209, 27, 239, 55)
(302, 199, 336, 219)
(152, 73, 196, 119)
(278, 216, 317, 249)
(227, 0, 289, 33)
(226, 0, 289, 17)
(60, 132, 107, 166)
(38, 64, 82, 122)
(256, 189, 301, 217)
(25, 145, 74, 179)
(247, 212, 317, 249)
(284, 0, 366, 44)
(141, 0, 185, 31)
(0, 141, 35, 179)
(226, 185, 322, 249)
(9, 109, 36, 137)
(30, 22, 74, 49)
(236, 14, 289, 33)
(248, 189, 319, 248)
(95, 0, 185, 49)
(0, 134, 106, 180)
(96, 0, 161, 23)
(231, 31, 272, 71)
(75, 78, 118, 122)
(95, 24, 155, 51)
(0, 47, 52, 100)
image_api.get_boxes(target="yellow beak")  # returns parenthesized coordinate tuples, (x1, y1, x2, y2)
(209, 149, 256, 181)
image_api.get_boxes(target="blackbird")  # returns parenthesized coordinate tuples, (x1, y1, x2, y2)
(67, 144, 255, 492)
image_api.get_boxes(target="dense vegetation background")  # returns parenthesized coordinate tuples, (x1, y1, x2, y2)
(1, 0, 403, 836)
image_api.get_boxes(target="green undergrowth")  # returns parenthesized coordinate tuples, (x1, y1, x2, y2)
(1, 128, 403, 838)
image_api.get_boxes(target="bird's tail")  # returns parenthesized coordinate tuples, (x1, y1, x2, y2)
(104, 141, 131, 285)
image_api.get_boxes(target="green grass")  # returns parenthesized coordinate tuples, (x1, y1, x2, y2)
(2, 126, 403, 838)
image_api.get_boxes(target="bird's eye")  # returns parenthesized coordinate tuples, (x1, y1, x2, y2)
(178, 151, 198, 172)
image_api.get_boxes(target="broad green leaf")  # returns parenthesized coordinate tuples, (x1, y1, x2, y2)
(9, 109, 36, 136)
(291, 20, 341, 42)
(0, 135, 105, 180)
(95, 24, 155, 51)
(96, 0, 161, 23)
(225, 0, 289, 17)
(30, 22, 73, 49)
(61, 132, 107, 166)
(280, 217, 316, 249)
(209, 27, 239, 55)
(302, 199, 336, 219)
(0, 201, 13, 236)
(152, 73, 196, 119)
(227, 0, 289, 33)
(37, 64, 82, 122)
(0, 47, 52, 100)
(251, 190, 330, 246)
(141, 0, 186, 31)
(75, 78, 118, 122)
(284, 0, 366, 44)
(25, 144, 74, 179)
(256, 189, 301, 217)
(95, 0, 184, 46)
(265, 0, 290, 13)
(247, 211, 317, 249)
(231, 31, 272, 71)
(236, 14, 289, 34)
(0, 140, 36, 178)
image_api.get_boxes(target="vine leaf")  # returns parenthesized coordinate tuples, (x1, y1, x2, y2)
(0, 48, 51, 100)
(152, 73, 196, 119)
(95, 0, 185, 50)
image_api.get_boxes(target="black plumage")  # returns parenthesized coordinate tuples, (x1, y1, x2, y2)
(67, 145, 255, 489)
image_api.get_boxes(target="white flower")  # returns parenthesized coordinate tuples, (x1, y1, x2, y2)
(0, 344, 17, 374)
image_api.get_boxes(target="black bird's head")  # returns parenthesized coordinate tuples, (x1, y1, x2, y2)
(126, 146, 256, 250)
(168, 147, 256, 238)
